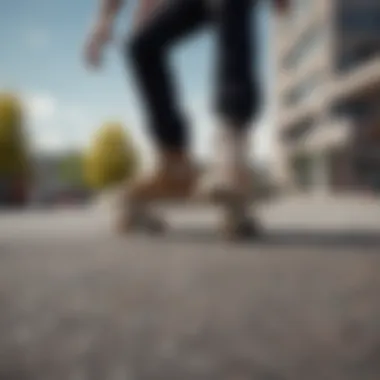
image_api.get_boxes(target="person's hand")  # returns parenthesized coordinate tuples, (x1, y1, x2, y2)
(84, 17, 113, 69)
(274, 0, 290, 14)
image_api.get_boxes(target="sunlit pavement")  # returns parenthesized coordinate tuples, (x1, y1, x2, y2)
(1, 195, 380, 240)
(0, 197, 380, 379)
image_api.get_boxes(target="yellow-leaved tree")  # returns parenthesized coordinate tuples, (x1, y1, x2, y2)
(85, 122, 139, 190)
(0, 93, 30, 180)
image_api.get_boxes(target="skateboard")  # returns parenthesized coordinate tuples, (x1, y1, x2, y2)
(115, 190, 261, 241)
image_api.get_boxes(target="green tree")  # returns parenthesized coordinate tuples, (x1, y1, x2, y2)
(0, 93, 30, 179)
(85, 122, 139, 190)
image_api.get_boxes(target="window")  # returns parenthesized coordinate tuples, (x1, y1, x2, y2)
(291, 153, 314, 190)
(284, 118, 315, 141)
(280, 0, 313, 31)
(333, 100, 376, 120)
(338, 8, 380, 32)
(337, 45, 380, 73)
(282, 24, 326, 70)
(284, 71, 325, 107)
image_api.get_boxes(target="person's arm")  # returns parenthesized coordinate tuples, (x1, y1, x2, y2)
(96, 0, 124, 26)
(85, 0, 125, 68)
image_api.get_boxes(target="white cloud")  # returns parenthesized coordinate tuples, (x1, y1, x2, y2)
(22, 93, 84, 153)
(24, 93, 57, 123)
(20, 93, 146, 157)
(32, 129, 69, 153)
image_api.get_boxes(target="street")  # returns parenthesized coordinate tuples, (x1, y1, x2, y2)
(0, 197, 380, 379)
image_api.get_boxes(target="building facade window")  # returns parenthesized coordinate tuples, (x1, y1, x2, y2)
(337, 44, 380, 72)
(279, 0, 313, 30)
(283, 118, 315, 142)
(333, 97, 380, 121)
(282, 23, 326, 70)
(291, 153, 314, 191)
(338, 8, 380, 32)
(284, 71, 325, 107)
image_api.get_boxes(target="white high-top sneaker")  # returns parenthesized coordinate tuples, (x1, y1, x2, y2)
(196, 125, 261, 239)
(196, 125, 251, 200)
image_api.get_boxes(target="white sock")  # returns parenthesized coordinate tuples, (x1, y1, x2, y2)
(213, 123, 250, 187)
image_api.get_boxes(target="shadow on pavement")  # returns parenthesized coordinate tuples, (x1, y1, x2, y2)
(261, 230, 380, 249)
(162, 228, 380, 249)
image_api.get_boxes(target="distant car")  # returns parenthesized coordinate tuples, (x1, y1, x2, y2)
(0, 178, 29, 208)
(57, 188, 92, 205)
(30, 186, 92, 208)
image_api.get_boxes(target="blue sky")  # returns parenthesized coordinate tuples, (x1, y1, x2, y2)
(0, 0, 275, 164)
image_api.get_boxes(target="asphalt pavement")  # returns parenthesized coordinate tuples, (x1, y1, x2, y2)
(0, 197, 380, 380)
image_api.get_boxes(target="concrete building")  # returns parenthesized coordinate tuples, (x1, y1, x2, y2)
(274, 0, 380, 193)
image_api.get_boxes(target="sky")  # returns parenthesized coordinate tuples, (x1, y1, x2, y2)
(0, 0, 275, 166)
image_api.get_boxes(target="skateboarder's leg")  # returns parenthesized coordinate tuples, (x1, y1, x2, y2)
(128, 0, 208, 152)
(210, 0, 262, 238)
(118, 0, 209, 233)
(214, 0, 258, 127)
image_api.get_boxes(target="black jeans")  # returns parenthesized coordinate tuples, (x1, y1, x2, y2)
(127, 0, 260, 150)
